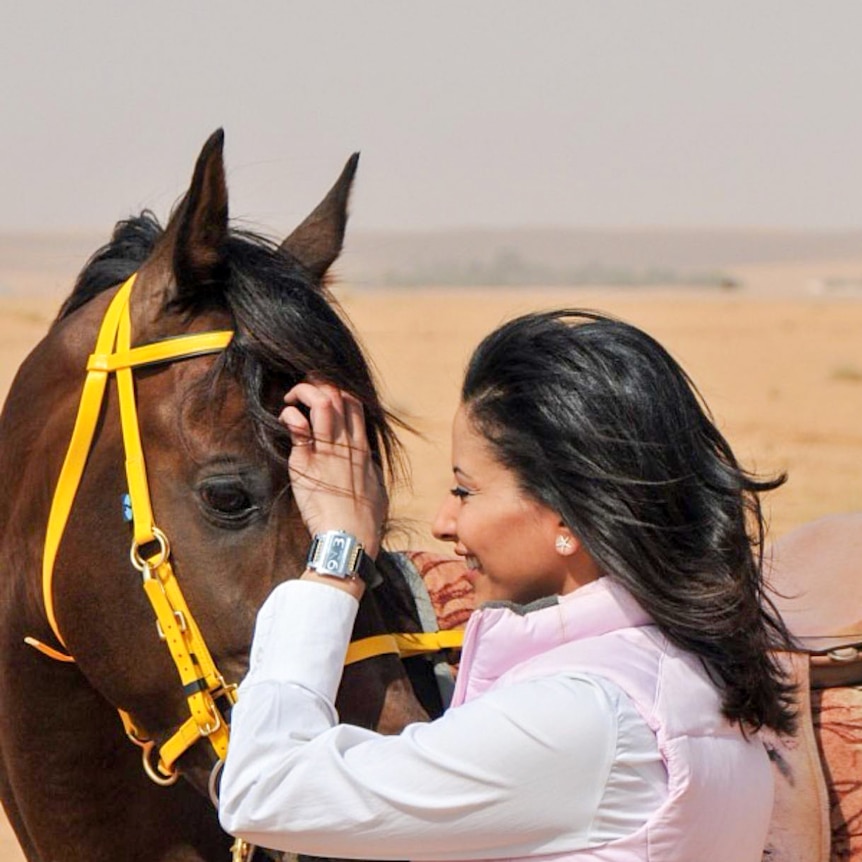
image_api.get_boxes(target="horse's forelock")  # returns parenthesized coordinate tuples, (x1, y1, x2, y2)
(215, 234, 404, 482)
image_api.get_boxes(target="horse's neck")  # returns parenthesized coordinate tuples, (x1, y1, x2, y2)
(375, 552, 448, 719)
(374, 551, 427, 632)
(0, 637, 229, 861)
(0, 297, 111, 629)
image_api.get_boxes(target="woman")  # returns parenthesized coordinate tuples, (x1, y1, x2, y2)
(219, 309, 795, 861)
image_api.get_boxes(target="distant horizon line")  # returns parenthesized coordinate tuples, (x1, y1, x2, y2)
(3, 224, 862, 238)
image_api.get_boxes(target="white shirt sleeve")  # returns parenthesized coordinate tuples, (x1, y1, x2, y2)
(219, 580, 665, 861)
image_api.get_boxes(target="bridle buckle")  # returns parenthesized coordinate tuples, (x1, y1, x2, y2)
(156, 610, 188, 640)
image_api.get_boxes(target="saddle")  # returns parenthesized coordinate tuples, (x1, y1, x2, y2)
(764, 512, 862, 862)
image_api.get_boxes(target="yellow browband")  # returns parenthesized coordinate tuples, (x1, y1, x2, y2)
(27, 272, 463, 789)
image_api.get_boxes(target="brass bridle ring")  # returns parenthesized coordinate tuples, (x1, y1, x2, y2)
(141, 740, 180, 787)
(129, 527, 171, 572)
(208, 757, 225, 807)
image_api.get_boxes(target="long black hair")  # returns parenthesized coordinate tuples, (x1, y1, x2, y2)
(462, 309, 795, 734)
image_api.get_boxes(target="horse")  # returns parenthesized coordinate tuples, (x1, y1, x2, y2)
(0, 129, 445, 862)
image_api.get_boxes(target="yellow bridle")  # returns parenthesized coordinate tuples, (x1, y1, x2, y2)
(26, 272, 463, 789)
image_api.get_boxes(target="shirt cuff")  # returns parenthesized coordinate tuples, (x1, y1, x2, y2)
(243, 579, 360, 702)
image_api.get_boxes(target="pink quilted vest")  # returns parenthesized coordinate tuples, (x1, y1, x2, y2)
(451, 578, 773, 862)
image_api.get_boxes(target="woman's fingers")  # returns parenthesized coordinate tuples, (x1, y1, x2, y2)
(283, 383, 372, 458)
(279, 404, 314, 447)
(279, 380, 384, 553)
(341, 391, 370, 452)
(283, 382, 351, 452)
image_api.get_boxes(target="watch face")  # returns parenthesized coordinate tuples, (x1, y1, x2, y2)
(308, 531, 362, 578)
(322, 534, 352, 575)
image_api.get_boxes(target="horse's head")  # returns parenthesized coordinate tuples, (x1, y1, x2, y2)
(39, 130, 427, 795)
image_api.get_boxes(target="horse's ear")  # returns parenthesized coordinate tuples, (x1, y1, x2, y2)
(280, 153, 359, 283)
(170, 128, 229, 299)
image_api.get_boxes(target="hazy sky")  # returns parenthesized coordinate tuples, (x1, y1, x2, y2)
(3, 2, 862, 234)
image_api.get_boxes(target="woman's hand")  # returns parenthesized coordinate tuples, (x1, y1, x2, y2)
(279, 381, 386, 560)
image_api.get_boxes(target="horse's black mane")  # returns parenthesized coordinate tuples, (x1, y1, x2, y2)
(58, 212, 403, 479)
(58, 212, 164, 320)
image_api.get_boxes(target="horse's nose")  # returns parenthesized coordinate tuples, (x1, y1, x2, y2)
(432, 491, 458, 543)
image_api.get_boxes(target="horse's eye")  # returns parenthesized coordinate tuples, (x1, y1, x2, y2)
(198, 479, 259, 527)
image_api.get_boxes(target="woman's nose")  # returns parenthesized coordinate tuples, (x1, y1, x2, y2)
(432, 493, 457, 542)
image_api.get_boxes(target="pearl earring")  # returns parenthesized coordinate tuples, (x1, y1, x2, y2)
(555, 535, 573, 554)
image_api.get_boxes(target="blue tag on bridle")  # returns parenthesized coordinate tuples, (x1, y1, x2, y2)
(121, 493, 133, 523)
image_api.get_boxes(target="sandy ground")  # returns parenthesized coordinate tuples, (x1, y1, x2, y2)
(0, 285, 860, 857)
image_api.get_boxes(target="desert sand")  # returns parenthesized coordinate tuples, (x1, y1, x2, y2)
(0, 282, 860, 857)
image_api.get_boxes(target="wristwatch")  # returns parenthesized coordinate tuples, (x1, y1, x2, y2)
(306, 530, 378, 585)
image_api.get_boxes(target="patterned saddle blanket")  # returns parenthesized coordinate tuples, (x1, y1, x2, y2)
(765, 513, 862, 861)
